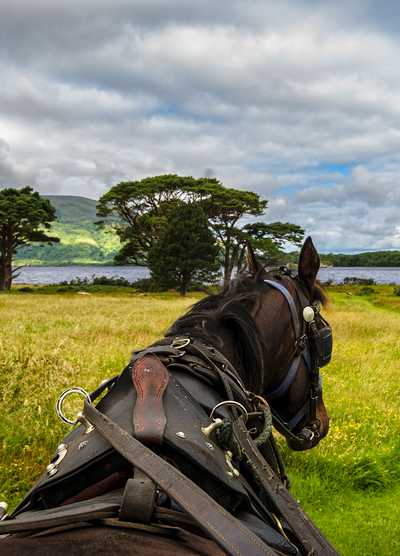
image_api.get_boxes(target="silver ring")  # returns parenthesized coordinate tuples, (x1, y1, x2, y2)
(56, 387, 92, 426)
(210, 401, 248, 423)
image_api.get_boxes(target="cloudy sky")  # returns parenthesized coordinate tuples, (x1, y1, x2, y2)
(1, 1, 400, 252)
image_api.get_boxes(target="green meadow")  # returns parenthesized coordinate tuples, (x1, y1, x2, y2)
(0, 285, 399, 555)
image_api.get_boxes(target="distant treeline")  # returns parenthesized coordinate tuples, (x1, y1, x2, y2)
(320, 251, 400, 267)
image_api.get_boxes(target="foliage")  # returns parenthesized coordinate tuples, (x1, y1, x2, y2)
(97, 174, 304, 284)
(238, 222, 304, 268)
(59, 275, 132, 287)
(0, 187, 59, 289)
(343, 277, 376, 285)
(96, 174, 220, 264)
(148, 203, 219, 295)
(0, 287, 399, 555)
(15, 197, 120, 265)
(356, 286, 376, 296)
(200, 187, 267, 284)
(130, 278, 159, 292)
(321, 250, 400, 267)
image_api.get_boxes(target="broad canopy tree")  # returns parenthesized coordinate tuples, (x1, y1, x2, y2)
(201, 187, 267, 285)
(237, 222, 305, 270)
(0, 187, 59, 290)
(97, 174, 304, 286)
(97, 175, 220, 264)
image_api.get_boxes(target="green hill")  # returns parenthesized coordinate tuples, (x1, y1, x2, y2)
(15, 196, 120, 265)
(321, 251, 400, 267)
(45, 195, 99, 223)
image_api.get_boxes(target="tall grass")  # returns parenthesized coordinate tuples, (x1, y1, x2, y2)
(0, 286, 399, 554)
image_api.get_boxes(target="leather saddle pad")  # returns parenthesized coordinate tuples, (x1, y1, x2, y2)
(13, 358, 247, 515)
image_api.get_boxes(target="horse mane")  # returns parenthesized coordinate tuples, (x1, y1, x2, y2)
(167, 268, 328, 393)
(167, 274, 265, 392)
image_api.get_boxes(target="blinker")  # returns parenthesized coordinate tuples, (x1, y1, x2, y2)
(308, 314, 333, 368)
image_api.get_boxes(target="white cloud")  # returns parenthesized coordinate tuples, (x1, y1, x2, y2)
(1, 1, 400, 250)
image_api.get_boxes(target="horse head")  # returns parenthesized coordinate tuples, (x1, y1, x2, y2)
(244, 236, 331, 451)
(170, 236, 331, 452)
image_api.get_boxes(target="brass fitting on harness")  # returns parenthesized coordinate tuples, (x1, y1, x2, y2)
(201, 418, 224, 438)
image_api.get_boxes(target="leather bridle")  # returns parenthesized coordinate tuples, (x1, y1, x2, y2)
(263, 277, 331, 448)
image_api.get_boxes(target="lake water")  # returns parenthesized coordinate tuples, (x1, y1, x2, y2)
(13, 265, 400, 285)
(14, 265, 150, 285)
(318, 266, 400, 284)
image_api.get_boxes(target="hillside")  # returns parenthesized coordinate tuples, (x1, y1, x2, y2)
(15, 196, 120, 265)
(321, 251, 400, 267)
(287, 249, 400, 267)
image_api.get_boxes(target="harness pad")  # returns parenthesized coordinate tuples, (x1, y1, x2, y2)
(13, 359, 247, 517)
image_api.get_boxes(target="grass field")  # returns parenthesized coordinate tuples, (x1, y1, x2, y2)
(0, 285, 399, 555)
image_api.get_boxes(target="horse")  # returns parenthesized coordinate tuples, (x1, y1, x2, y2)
(0, 237, 336, 555)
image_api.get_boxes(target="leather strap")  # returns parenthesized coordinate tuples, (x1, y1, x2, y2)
(263, 280, 301, 337)
(233, 419, 338, 556)
(82, 401, 277, 556)
(132, 355, 169, 445)
(119, 470, 157, 524)
(0, 492, 122, 533)
(265, 355, 301, 401)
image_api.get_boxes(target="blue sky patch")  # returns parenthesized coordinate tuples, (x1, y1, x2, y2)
(314, 162, 354, 176)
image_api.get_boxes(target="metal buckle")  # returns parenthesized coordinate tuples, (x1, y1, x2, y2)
(298, 428, 315, 442)
(295, 334, 307, 352)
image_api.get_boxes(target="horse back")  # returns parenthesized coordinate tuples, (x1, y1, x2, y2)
(1, 525, 225, 556)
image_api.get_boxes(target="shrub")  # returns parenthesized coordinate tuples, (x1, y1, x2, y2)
(131, 278, 159, 292)
(349, 457, 391, 491)
(343, 277, 376, 285)
(357, 286, 376, 296)
(59, 275, 132, 287)
(91, 275, 131, 287)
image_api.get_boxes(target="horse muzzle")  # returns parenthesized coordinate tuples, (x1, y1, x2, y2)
(287, 415, 329, 451)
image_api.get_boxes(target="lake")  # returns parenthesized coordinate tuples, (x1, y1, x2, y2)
(12, 265, 400, 285)
(14, 265, 150, 285)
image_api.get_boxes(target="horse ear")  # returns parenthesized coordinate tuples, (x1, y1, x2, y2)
(298, 236, 320, 292)
(245, 242, 263, 276)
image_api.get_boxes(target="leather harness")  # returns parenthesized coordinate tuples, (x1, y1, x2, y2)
(263, 278, 332, 447)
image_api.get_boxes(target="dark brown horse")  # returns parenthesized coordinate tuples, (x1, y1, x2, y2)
(0, 238, 335, 555)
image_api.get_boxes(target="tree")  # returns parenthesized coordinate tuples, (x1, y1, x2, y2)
(201, 188, 267, 286)
(96, 174, 224, 264)
(98, 174, 304, 285)
(148, 203, 219, 295)
(237, 222, 305, 269)
(0, 187, 59, 290)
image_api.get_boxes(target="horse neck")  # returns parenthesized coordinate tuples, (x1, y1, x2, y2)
(194, 317, 265, 394)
